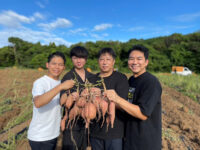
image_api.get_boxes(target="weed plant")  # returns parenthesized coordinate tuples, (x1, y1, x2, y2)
(155, 73, 200, 103)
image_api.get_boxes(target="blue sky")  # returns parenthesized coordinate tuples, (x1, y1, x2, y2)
(0, 0, 200, 48)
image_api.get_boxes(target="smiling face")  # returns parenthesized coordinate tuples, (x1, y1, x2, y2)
(98, 53, 115, 75)
(128, 50, 148, 77)
(71, 56, 86, 70)
(46, 56, 65, 80)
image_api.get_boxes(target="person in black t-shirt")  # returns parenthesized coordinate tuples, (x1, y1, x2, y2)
(105, 45, 162, 150)
(60, 46, 93, 150)
(89, 48, 129, 150)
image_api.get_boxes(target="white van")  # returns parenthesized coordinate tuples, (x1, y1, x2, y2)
(171, 66, 192, 76)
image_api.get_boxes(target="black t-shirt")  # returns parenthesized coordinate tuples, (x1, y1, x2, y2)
(61, 68, 93, 96)
(125, 72, 162, 150)
(89, 71, 129, 139)
(61, 68, 93, 130)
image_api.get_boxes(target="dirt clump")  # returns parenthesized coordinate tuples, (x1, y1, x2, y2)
(0, 106, 21, 131)
(162, 85, 200, 150)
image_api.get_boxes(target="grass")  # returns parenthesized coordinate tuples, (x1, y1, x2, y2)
(155, 73, 200, 103)
(0, 68, 45, 149)
(0, 99, 13, 115)
(162, 128, 180, 142)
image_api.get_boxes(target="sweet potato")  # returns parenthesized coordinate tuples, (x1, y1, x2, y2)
(67, 105, 80, 128)
(106, 115, 110, 132)
(92, 96, 101, 108)
(76, 97, 86, 108)
(85, 102, 97, 120)
(65, 94, 74, 109)
(100, 99, 108, 127)
(60, 112, 68, 131)
(92, 96, 101, 121)
(90, 87, 101, 97)
(83, 102, 97, 128)
(109, 101, 115, 128)
(81, 88, 89, 97)
(71, 91, 79, 101)
(100, 99, 108, 117)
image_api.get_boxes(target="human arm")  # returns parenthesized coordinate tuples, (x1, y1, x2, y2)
(34, 80, 75, 108)
(105, 90, 148, 120)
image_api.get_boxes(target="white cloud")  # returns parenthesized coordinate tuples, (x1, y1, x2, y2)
(90, 33, 109, 39)
(0, 28, 72, 48)
(91, 33, 101, 39)
(36, 1, 45, 8)
(0, 10, 45, 28)
(116, 24, 122, 27)
(68, 28, 88, 37)
(0, 10, 33, 28)
(69, 28, 87, 34)
(36, 0, 49, 8)
(93, 23, 113, 31)
(102, 33, 109, 37)
(33, 12, 45, 20)
(38, 18, 72, 30)
(129, 26, 145, 32)
(172, 12, 200, 22)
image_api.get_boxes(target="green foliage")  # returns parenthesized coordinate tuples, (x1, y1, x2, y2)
(155, 73, 200, 103)
(85, 59, 99, 71)
(29, 53, 48, 68)
(0, 47, 15, 67)
(0, 32, 200, 73)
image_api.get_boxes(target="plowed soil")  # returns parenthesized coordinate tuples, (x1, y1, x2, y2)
(0, 68, 199, 150)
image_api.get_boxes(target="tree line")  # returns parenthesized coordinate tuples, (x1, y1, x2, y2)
(0, 32, 200, 73)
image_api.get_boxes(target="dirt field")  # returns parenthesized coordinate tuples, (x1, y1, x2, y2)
(0, 68, 200, 150)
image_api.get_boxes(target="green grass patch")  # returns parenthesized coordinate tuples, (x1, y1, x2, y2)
(162, 128, 180, 142)
(0, 99, 13, 115)
(155, 73, 200, 103)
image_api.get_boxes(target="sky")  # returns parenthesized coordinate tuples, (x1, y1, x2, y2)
(0, 0, 200, 48)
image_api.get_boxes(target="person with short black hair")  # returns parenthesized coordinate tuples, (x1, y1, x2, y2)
(89, 47, 129, 150)
(70, 46, 89, 59)
(48, 51, 66, 64)
(105, 45, 162, 150)
(60, 46, 93, 150)
(27, 51, 74, 150)
(97, 47, 117, 59)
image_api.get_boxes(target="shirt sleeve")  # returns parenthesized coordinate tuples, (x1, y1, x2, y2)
(138, 79, 162, 117)
(32, 80, 45, 98)
(115, 74, 129, 100)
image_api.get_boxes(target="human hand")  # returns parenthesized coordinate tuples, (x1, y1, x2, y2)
(104, 90, 119, 103)
(61, 80, 75, 90)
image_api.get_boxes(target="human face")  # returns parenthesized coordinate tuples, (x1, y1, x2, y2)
(128, 50, 148, 77)
(46, 56, 65, 80)
(98, 53, 115, 75)
(71, 56, 86, 70)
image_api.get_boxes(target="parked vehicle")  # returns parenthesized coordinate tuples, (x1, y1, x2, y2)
(171, 66, 192, 76)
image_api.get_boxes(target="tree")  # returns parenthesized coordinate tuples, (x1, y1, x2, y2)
(0, 47, 15, 67)
(8, 37, 33, 66)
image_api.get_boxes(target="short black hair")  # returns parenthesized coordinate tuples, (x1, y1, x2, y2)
(98, 47, 116, 59)
(70, 46, 89, 59)
(48, 51, 66, 63)
(128, 45, 149, 60)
